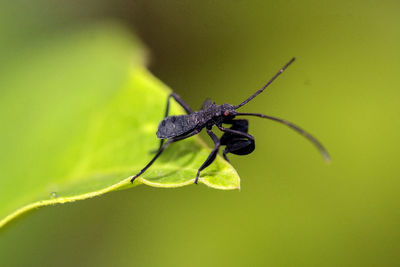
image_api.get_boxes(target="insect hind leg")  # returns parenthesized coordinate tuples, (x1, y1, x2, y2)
(165, 92, 193, 116)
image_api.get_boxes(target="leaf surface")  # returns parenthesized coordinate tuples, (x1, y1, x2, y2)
(0, 24, 240, 228)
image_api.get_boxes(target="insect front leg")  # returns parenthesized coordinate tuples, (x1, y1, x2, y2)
(220, 119, 249, 144)
(219, 120, 255, 161)
(194, 129, 221, 184)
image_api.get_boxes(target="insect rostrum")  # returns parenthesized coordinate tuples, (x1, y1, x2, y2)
(131, 57, 330, 184)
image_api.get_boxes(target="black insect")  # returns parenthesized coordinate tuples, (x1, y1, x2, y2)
(131, 57, 330, 184)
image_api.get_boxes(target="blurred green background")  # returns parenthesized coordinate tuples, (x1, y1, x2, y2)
(1, 0, 400, 266)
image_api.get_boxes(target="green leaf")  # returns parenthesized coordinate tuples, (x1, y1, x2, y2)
(0, 24, 240, 229)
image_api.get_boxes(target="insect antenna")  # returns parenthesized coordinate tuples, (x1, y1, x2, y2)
(234, 57, 296, 109)
(235, 112, 331, 162)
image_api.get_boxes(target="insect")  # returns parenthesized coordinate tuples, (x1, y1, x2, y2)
(131, 57, 330, 184)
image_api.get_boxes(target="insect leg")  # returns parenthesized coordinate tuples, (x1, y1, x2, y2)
(223, 153, 230, 163)
(224, 139, 255, 156)
(154, 92, 195, 152)
(220, 119, 249, 145)
(218, 126, 255, 141)
(166, 92, 194, 115)
(194, 129, 221, 184)
(131, 129, 199, 183)
(220, 120, 255, 159)
(220, 119, 247, 161)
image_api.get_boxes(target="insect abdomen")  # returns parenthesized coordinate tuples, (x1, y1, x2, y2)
(156, 114, 199, 139)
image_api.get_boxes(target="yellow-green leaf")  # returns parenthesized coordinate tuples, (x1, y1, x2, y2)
(0, 24, 240, 229)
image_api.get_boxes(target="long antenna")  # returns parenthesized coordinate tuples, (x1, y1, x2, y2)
(235, 112, 331, 162)
(235, 57, 296, 109)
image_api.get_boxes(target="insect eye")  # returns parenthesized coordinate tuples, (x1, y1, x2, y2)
(224, 111, 230, 116)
